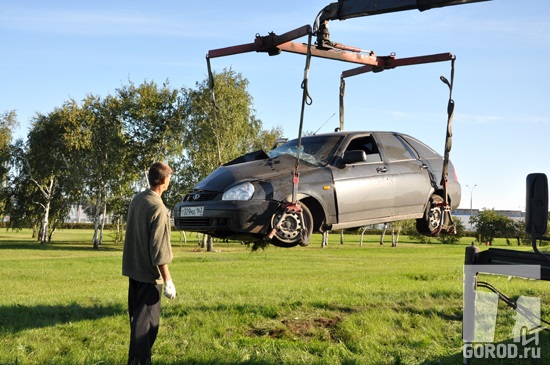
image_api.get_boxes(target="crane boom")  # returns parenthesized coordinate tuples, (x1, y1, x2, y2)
(319, 0, 490, 21)
(317, 0, 490, 48)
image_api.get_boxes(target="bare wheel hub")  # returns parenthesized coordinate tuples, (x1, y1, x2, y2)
(272, 210, 304, 243)
(428, 205, 442, 230)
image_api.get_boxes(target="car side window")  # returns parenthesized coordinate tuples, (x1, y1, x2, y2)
(401, 135, 439, 160)
(376, 133, 417, 162)
(345, 136, 382, 162)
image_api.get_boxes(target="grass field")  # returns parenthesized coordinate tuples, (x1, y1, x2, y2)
(0, 229, 548, 364)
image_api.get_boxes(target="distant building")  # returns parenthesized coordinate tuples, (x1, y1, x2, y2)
(67, 204, 93, 223)
(452, 208, 525, 231)
(66, 204, 117, 224)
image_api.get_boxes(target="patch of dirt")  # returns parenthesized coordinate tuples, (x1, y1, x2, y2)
(248, 314, 343, 341)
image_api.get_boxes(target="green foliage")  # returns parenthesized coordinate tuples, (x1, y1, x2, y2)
(4, 74, 284, 245)
(117, 79, 186, 172)
(0, 110, 18, 198)
(469, 209, 527, 245)
(180, 68, 283, 188)
(10, 104, 82, 242)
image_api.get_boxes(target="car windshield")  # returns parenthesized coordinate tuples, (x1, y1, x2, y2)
(268, 135, 342, 166)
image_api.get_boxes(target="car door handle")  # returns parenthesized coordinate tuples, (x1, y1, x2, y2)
(377, 166, 388, 173)
(421, 164, 429, 170)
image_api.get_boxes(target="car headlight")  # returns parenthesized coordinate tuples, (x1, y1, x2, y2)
(222, 182, 255, 201)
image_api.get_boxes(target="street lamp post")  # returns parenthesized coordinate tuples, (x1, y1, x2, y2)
(466, 184, 477, 216)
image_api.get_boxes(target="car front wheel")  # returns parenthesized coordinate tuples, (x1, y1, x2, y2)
(270, 202, 313, 248)
(416, 194, 444, 236)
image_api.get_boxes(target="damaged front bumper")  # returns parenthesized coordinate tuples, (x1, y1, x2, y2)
(173, 199, 280, 240)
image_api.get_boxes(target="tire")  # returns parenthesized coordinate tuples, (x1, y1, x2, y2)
(416, 194, 444, 236)
(270, 203, 313, 248)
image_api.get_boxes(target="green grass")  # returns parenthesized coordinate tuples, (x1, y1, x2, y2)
(0, 230, 548, 364)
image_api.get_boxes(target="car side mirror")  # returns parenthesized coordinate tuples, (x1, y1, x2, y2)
(525, 173, 548, 237)
(342, 150, 367, 165)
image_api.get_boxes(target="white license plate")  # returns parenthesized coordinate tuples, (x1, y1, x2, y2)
(180, 206, 204, 217)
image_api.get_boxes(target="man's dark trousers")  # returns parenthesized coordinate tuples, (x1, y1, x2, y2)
(128, 278, 162, 365)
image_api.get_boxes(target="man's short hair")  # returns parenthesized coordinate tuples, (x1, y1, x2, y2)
(148, 162, 173, 187)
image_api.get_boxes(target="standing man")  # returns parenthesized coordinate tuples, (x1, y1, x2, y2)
(122, 162, 177, 365)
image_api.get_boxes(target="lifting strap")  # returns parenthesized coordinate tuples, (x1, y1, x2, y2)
(339, 77, 345, 131)
(205, 55, 223, 166)
(206, 55, 218, 110)
(440, 56, 455, 203)
(436, 56, 456, 235)
(292, 30, 314, 205)
(267, 30, 314, 242)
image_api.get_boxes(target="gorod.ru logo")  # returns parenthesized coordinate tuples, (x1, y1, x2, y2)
(463, 265, 543, 360)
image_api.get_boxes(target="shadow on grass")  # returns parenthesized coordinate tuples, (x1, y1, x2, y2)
(0, 241, 120, 252)
(0, 302, 126, 333)
(154, 360, 297, 365)
(152, 353, 466, 365)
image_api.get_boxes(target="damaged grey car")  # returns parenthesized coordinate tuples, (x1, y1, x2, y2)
(173, 131, 461, 247)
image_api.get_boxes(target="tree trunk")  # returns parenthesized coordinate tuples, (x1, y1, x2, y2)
(392, 226, 401, 247)
(38, 200, 50, 244)
(92, 193, 103, 249)
(115, 216, 122, 243)
(380, 223, 388, 245)
(321, 231, 328, 247)
(182, 230, 187, 244)
(99, 199, 107, 245)
(360, 226, 369, 247)
(48, 227, 56, 242)
(206, 235, 214, 252)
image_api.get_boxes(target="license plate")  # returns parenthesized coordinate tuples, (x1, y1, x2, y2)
(180, 206, 204, 217)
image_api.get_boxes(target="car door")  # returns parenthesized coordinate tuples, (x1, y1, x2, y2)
(375, 132, 433, 217)
(331, 134, 394, 224)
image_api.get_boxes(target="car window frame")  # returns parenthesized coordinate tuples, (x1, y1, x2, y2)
(332, 133, 385, 167)
(375, 132, 420, 163)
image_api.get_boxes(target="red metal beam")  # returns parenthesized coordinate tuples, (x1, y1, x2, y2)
(341, 52, 454, 78)
(277, 41, 387, 66)
(208, 27, 453, 76)
(207, 25, 312, 59)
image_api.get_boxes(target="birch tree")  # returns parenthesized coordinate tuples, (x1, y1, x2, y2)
(77, 94, 133, 248)
(118, 80, 186, 182)
(181, 68, 282, 181)
(0, 110, 18, 218)
(19, 105, 77, 243)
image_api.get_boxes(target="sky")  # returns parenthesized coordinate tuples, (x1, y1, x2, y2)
(2, 0, 549, 211)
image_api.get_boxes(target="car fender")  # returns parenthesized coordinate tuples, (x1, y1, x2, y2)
(276, 167, 338, 231)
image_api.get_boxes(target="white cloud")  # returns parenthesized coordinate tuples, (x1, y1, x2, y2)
(0, 7, 219, 38)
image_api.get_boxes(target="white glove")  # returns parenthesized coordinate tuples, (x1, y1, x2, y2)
(163, 279, 176, 299)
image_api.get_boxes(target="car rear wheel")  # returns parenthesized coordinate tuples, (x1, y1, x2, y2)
(270, 202, 313, 248)
(416, 194, 444, 236)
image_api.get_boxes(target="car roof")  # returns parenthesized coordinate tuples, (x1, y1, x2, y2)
(301, 131, 399, 138)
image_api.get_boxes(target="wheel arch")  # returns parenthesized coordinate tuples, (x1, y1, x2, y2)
(433, 188, 453, 206)
(296, 195, 326, 233)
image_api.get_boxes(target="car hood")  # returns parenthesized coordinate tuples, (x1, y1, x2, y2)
(195, 154, 317, 192)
